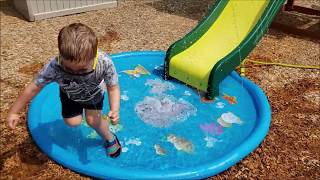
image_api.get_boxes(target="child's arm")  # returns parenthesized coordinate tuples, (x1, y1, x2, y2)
(101, 53, 120, 124)
(7, 82, 42, 129)
(107, 84, 120, 125)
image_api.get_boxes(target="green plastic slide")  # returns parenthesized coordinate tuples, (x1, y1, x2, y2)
(164, 0, 285, 99)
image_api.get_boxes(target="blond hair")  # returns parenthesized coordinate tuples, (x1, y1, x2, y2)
(58, 23, 97, 63)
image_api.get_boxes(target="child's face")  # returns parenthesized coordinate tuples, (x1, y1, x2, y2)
(61, 59, 94, 75)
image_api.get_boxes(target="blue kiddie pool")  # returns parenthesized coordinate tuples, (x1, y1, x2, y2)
(28, 0, 284, 177)
(28, 51, 271, 179)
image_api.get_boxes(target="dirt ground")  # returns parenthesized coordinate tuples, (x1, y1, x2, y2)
(1, 0, 319, 179)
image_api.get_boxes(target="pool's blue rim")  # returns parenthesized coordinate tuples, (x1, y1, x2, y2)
(28, 51, 271, 179)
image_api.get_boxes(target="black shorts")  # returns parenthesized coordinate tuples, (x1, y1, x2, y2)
(59, 89, 104, 118)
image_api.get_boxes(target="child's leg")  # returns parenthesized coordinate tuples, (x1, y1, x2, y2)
(85, 109, 121, 158)
(85, 109, 113, 141)
(64, 115, 82, 127)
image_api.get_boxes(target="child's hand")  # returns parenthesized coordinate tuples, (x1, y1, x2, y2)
(108, 111, 119, 125)
(7, 113, 20, 129)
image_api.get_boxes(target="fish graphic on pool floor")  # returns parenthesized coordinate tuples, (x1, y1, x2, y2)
(167, 134, 194, 153)
(154, 144, 167, 156)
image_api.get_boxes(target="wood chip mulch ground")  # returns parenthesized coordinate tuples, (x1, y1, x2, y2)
(1, 0, 319, 179)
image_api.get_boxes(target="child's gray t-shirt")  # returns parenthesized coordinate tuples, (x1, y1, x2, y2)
(34, 50, 118, 105)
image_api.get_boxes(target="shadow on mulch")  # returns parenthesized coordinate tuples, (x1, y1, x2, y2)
(0, 0, 27, 21)
(146, 0, 215, 21)
(0, 137, 48, 171)
(270, 10, 320, 42)
(98, 24, 120, 51)
(266, 27, 319, 44)
(18, 62, 44, 76)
